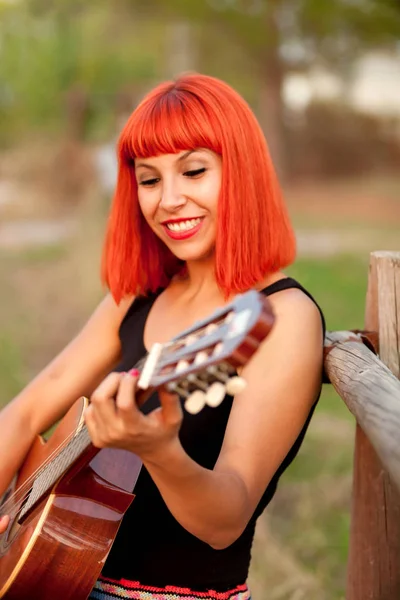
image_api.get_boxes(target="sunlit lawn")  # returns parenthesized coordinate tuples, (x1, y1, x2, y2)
(0, 235, 376, 600)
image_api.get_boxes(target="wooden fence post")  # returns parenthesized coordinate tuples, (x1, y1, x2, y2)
(347, 251, 400, 599)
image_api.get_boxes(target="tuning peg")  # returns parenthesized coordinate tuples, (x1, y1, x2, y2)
(184, 390, 207, 414)
(206, 365, 247, 397)
(176, 360, 190, 373)
(213, 343, 224, 357)
(225, 376, 247, 395)
(225, 311, 234, 323)
(205, 323, 218, 334)
(206, 382, 226, 408)
(185, 334, 199, 346)
(194, 351, 208, 365)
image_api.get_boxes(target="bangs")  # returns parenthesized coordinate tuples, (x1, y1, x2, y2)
(120, 88, 221, 160)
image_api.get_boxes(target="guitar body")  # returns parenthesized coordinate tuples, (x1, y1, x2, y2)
(0, 398, 141, 600)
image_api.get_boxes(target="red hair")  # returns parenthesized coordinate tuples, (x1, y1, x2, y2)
(102, 73, 296, 302)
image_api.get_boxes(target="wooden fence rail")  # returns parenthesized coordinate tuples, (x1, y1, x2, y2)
(323, 251, 400, 600)
(324, 332, 400, 490)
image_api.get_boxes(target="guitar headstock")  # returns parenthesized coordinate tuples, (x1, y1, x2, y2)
(137, 290, 275, 414)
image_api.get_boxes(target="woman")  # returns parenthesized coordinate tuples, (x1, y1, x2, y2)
(0, 73, 325, 599)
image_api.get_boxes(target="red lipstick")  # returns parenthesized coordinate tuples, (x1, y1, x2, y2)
(162, 217, 204, 241)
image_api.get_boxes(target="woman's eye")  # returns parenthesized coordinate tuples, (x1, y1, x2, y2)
(140, 177, 160, 187)
(184, 167, 206, 178)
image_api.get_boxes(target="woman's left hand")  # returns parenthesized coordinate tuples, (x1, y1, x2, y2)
(84, 370, 183, 460)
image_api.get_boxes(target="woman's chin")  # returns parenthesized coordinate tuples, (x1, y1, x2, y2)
(169, 245, 215, 264)
(160, 233, 214, 262)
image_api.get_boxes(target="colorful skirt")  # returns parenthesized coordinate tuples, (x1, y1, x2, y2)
(89, 576, 252, 600)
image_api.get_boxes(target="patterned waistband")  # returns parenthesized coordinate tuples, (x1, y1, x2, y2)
(89, 576, 251, 600)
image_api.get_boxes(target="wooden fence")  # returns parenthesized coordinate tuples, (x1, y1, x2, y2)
(323, 251, 400, 600)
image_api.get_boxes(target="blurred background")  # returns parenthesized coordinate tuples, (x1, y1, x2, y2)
(0, 0, 399, 598)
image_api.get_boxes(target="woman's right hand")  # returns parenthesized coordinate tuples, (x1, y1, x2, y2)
(0, 515, 9, 534)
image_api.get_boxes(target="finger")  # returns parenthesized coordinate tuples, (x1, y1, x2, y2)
(84, 404, 105, 448)
(91, 395, 118, 426)
(0, 515, 10, 533)
(115, 370, 139, 414)
(90, 372, 123, 423)
(158, 387, 182, 427)
(91, 372, 123, 405)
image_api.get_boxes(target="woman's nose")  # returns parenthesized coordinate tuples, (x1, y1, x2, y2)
(159, 179, 187, 212)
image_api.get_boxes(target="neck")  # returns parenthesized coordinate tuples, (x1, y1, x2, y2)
(182, 255, 222, 300)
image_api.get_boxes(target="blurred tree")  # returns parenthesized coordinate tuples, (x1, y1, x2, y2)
(123, 0, 400, 179)
(1, 0, 399, 176)
(0, 0, 159, 145)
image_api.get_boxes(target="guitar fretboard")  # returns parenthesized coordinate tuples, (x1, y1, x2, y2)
(20, 425, 92, 519)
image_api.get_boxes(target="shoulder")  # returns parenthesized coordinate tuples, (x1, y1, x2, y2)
(114, 293, 136, 321)
(257, 274, 323, 331)
(262, 286, 324, 367)
(267, 285, 323, 337)
(91, 292, 136, 330)
(240, 284, 324, 392)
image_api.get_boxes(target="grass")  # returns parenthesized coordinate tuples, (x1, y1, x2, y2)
(248, 254, 368, 599)
(0, 220, 380, 600)
(287, 255, 368, 330)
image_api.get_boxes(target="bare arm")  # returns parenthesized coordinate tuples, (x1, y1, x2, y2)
(0, 292, 133, 496)
(85, 289, 324, 549)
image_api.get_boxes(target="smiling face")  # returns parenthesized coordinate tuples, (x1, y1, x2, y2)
(135, 149, 222, 263)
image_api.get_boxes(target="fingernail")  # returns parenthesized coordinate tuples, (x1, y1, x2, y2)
(128, 368, 140, 377)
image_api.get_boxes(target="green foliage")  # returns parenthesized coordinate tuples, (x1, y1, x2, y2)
(298, 0, 400, 63)
(147, 0, 400, 63)
(0, 1, 158, 145)
(1, 0, 399, 146)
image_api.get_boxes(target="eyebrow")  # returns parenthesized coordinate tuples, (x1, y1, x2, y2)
(135, 149, 198, 170)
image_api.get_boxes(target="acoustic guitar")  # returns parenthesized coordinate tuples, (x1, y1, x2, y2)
(0, 290, 274, 599)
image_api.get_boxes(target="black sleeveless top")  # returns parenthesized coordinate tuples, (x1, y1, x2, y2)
(101, 278, 326, 590)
